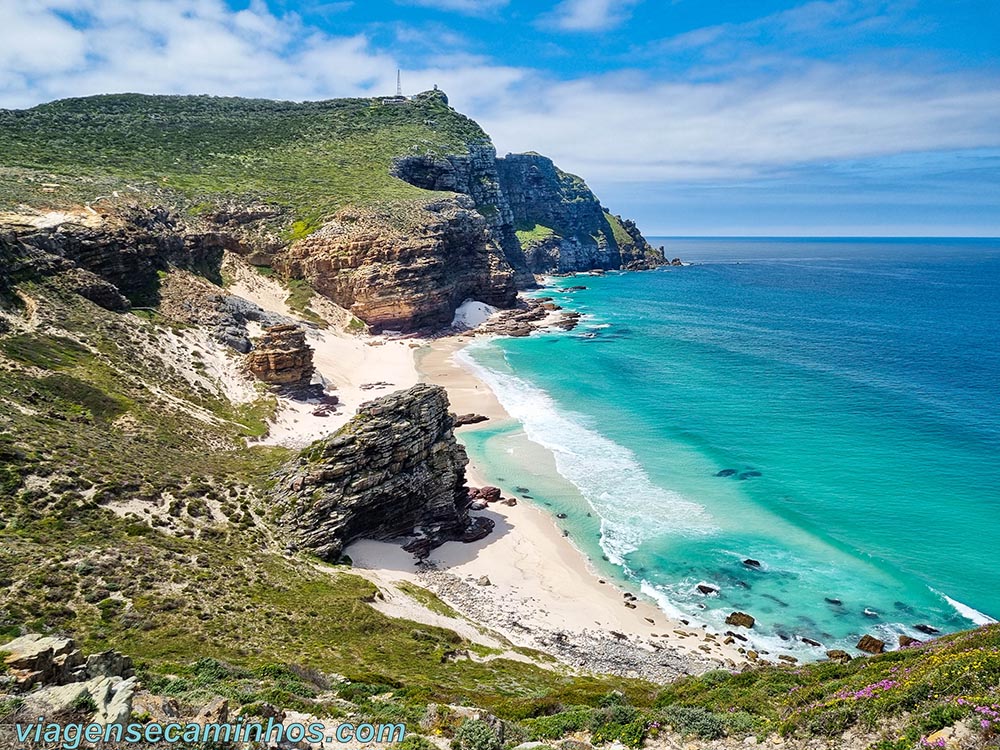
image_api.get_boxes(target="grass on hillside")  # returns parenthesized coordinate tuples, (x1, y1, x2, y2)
(0, 92, 489, 233)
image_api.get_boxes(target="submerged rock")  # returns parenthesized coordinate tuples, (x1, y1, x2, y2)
(725, 612, 756, 628)
(715, 469, 737, 477)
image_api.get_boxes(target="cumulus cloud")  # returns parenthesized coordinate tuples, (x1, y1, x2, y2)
(0, 0, 524, 107)
(543, 0, 642, 32)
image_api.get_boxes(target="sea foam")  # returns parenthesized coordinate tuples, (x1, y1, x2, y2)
(456, 343, 716, 567)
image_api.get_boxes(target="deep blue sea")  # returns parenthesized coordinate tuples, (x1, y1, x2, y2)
(458, 237, 1000, 659)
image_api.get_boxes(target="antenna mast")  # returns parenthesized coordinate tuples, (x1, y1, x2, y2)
(396, 69, 402, 98)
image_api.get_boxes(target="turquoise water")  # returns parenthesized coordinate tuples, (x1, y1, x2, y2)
(459, 237, 1000, 659)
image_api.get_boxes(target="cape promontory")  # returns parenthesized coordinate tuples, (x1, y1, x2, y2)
(0, 90, 664, 331)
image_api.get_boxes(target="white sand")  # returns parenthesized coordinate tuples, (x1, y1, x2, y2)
(225, 259, 746, 670)
(347, 336, 747, 670)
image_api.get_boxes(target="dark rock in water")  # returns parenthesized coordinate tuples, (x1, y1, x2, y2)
(453, 413, 489, 426)
(743, 558, 762, 568)
(725, 630, 748, 642)
(825, 598, 843, 606)
(566, 285, 588, 291)
(725, 612, 755, 628)
(857, 634, 886, 654)
(523, 495, 534, 499)
(515, 486, 530, 494)
(894, 600, 916, 613)
(738, 470, 762, 480)
(736, 580, 751, 589)
(763, 593, 790, 607)
(715, 469, 737, 477)
(801, 637, 823, 648)
(826, 649, 852, 663)
(899, 635, 922, 648)
(697, 583, 720, 596)
(914, 624, 940, 635)
(556, 512, 568, 519)
(863, 608, 879, 618)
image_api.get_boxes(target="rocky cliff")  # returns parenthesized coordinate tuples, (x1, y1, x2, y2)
(497, 153, 664, 273)
(273, 384, 492, 560)
(392, 147, 665, 277)
(272, 198, 518, 333)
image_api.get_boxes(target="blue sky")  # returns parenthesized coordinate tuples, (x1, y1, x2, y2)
(1, 0, 998, 235)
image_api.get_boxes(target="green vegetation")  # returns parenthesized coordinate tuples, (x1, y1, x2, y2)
(515, 223, 556, 248)
(603, 212, 633, 250)
(0, 92, 489, 232)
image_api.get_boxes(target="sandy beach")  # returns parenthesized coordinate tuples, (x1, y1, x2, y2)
(227, 259, 747, 676)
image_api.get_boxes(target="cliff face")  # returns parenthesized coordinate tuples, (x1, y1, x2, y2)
(272, 197, 518, 333)
(391, 145, 534, 287)
(274, 384, 492, 560)
(497, 153, 664, 274)
(0, 207, 232, 308)
(392, 147, 665, 278)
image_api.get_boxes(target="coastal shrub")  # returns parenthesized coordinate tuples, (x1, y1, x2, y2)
(452, 720, 501, 750)
(391, 736, 437, 750)
(522, 708, 593, 739)
(618, 718, 648, 748)
(656, 706, 725, 740)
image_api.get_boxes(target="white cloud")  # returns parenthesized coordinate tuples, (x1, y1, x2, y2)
(544, 0, 642, 32)
(0, 0, 998, 203)
(0, 0, 532, 109)
(473, 65, 1000, 183)
(395, 0, 509, 15)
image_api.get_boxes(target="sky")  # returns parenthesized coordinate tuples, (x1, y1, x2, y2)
(1, 0, 999, 236)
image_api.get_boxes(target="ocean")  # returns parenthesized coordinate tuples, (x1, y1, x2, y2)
(457, 237, 1000, 659)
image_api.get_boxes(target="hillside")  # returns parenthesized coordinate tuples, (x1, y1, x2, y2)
(0, 93, 996, 750)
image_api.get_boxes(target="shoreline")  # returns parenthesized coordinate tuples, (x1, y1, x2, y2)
(230, 259, 748, 676)
(348, 331, 749, 677)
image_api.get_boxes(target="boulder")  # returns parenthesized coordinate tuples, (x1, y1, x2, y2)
(899, 635, 922, 648)
(743, 558, 762, 568)
(454, 413, 489, 426)
(725, 612, 755, 629)
(245, 324, 314, 386)
(85, 650, 134, 680)
(826, 649, 853, 663)
(274, 385, 482, 561)
(857, 635, 886, 654)
(478, 486, 503, 503)
(1, 634, 83, 689)
(23, 676, 136, 725)
(696, 583, 719, 595)
(196, 696, 230, 725)
(914, 624, 940, 635)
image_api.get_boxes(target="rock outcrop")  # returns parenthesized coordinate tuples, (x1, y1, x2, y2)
(393, 147, 666, 280)
(273, 384, 492, 559)
(0, 206, 234, 308)
(1, 634, 133, 690)
(496, 153, 665, 273)
(273, 199, 518, 333)
(244, 324, 315, 386)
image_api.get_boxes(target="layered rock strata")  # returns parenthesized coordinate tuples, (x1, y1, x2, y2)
(244, 324, 315, 386)
(273, 199, 518, 333)
(274, 384, 492, 559)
